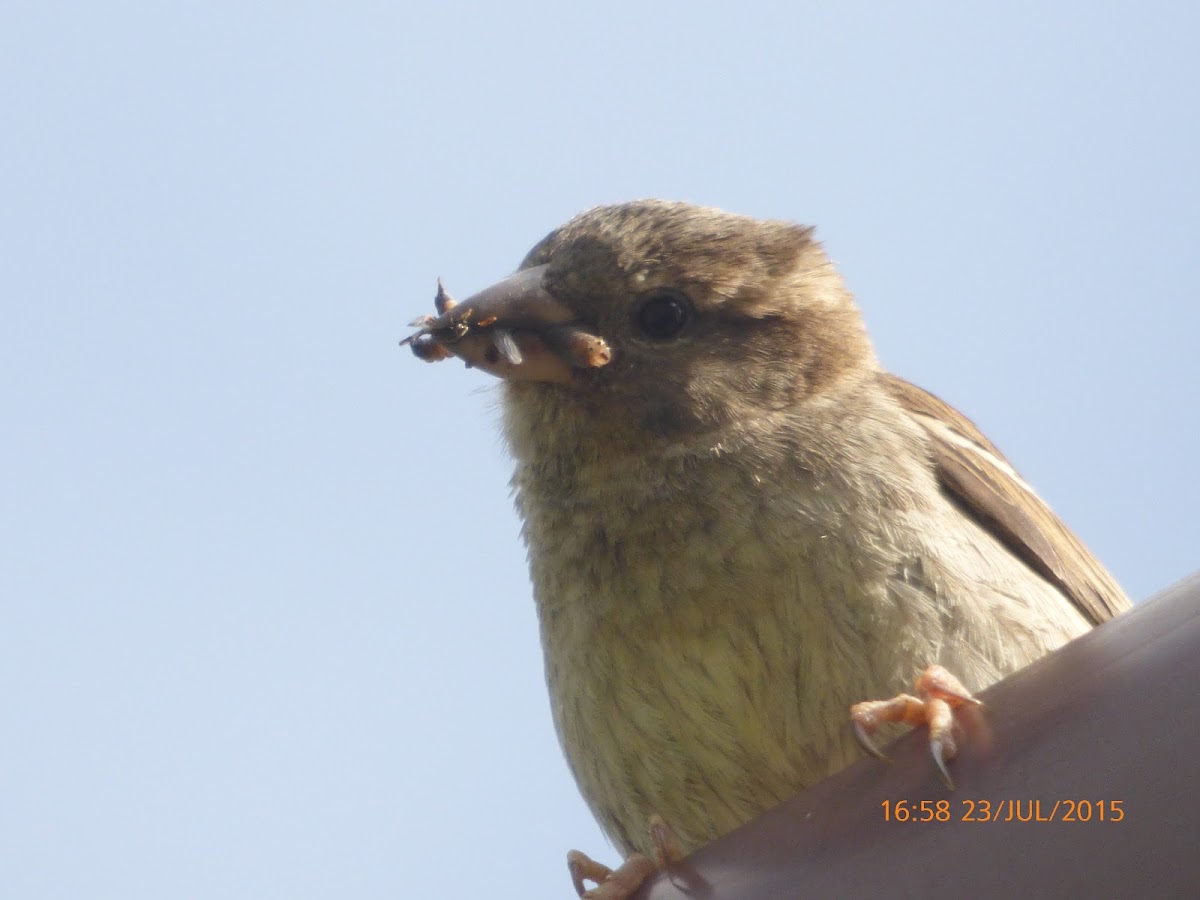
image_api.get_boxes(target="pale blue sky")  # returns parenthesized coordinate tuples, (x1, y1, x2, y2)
(2, 4, 1197, 899)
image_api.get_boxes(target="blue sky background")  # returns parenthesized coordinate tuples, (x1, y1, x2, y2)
(3, 4, 1197, 898)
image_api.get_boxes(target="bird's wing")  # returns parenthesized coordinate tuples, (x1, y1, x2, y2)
(883, 374, 1130, 625)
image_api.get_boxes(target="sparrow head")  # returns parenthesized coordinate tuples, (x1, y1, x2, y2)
(407, 200, 877, 454)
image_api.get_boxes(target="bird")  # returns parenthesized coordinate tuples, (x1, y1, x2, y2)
(403, 200, 1130, 898)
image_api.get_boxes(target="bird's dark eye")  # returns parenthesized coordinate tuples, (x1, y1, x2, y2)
(634, 290, 692, 340)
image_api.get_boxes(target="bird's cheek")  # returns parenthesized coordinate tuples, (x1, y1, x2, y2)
(639, 398, 695, 435)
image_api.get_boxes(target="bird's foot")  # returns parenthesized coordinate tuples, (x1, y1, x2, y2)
(567, 814, 682, 899)
(850, 664, 983, 789)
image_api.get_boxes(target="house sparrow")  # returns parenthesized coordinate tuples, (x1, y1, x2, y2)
(404, 201, 1130, 898)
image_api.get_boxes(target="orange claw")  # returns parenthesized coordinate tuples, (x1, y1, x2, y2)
(567, 814, 683, 899)
(568, 850, 656, 900)
(850, 665, 983, 789)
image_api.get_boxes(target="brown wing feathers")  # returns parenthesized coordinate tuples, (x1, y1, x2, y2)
(883, 374, 1130, 625)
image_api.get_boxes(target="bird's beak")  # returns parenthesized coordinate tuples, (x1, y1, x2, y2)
(401, 264, 612, 385)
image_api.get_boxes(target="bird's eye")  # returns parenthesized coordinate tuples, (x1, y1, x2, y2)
(634, 290, 692, 340)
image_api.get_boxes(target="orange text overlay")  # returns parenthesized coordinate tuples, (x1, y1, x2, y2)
(880, 799, 1125, 823)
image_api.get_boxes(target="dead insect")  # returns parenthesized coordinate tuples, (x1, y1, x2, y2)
(434, 279, 457, 315)
(491, 329, 523, 365)
(409, 333, 453, 362)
